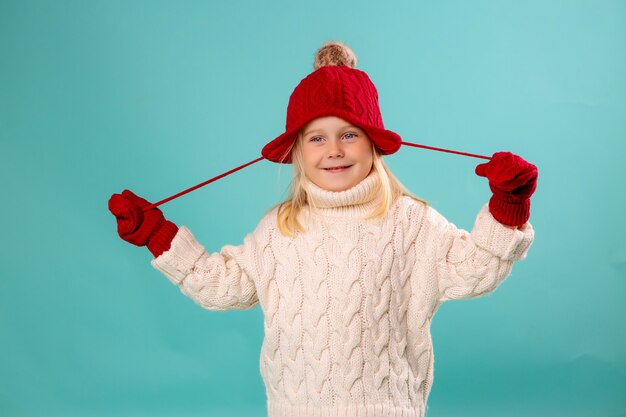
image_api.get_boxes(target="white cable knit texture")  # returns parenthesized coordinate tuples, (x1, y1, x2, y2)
(151, 171, 535, 417)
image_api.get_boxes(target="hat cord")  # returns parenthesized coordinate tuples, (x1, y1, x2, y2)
(142, 141, 490, 211)
(400, 141, 491, 160)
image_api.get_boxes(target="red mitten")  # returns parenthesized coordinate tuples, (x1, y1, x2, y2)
(108, 190, 179, 258)
(475, 152, 538, 227)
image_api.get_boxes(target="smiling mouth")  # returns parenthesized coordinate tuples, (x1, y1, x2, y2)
(323, 165, 352, 171)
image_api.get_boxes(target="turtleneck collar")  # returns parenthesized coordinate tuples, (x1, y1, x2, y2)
(303, 170, 382, 218)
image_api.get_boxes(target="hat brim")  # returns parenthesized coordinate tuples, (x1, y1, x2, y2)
(262, 109, 402, 164)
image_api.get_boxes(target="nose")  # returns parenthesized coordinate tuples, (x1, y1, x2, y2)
(327, 139, 344, 158)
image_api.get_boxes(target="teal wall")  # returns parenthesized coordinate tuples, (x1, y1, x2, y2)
(1, 1, 624, 416)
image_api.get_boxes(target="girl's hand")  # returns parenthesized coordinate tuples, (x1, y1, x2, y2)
(475, 152, 538, 227)
(108, 190, 179, 258)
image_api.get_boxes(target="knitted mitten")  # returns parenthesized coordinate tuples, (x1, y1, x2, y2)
(108, 190, 178, 258)
(475, 151, 538, 227)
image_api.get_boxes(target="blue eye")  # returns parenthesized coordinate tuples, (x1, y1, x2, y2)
(308, 133, 357, 142)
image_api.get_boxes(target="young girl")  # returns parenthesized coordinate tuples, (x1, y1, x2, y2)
(109, 41, 537, 417)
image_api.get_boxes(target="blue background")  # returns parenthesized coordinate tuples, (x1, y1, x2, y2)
(1, 1, 625, 416)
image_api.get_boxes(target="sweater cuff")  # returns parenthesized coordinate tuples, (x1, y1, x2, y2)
(150, 226, 206, 285)
(470, 203, 535, 261)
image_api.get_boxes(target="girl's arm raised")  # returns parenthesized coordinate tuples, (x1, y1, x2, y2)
(430, 203, 535, 304)
(150, 224, 265, 311)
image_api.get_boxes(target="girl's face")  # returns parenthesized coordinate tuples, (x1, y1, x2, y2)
(299, 116, 374, 192)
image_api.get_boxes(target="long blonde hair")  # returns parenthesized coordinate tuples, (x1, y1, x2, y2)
(267, 130, 428, 237)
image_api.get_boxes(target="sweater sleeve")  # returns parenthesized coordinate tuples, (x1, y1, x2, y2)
(429, 203, 535, 303)
(149, 222, 265, 311)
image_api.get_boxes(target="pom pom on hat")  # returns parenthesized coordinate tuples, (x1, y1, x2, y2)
(313, 41, 358, 70)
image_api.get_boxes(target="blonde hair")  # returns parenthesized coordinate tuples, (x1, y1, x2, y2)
(267, 130, 428, 237)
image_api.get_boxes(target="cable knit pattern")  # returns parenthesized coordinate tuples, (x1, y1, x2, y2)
(151, 172, 535, 417)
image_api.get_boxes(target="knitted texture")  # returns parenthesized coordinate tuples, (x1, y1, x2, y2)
(108, 189, 179, 257)
(147, 219, 179, 258)
(151, 172, 535, 417)
(475, 151, 538, 227)
(262, 65, 402, 163)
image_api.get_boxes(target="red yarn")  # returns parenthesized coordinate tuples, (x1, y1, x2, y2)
(109, 189, 179, 257)
(142, 156, 265, 211)
(475, 151, 538, 227)
(400, 141, 490, 160)
(142, 142, 490, 212)
(262, 65, 403, 164)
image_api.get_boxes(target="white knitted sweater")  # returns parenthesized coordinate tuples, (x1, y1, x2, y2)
(151, 171, 535, 417)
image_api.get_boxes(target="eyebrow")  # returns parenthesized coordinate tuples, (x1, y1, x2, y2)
(302, 125, 360, 137)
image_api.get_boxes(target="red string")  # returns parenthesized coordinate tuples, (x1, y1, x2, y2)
(142, 156, 265, 211)
(401, 141, 490, 160)
(142, 141, 490, 211)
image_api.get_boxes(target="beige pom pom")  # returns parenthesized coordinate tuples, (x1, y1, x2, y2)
(313, 41, 358, 70)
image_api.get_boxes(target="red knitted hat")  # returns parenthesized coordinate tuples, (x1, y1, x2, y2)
(262, 41, 402, 164)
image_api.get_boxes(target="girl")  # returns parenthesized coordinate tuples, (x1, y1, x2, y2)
(109, 41, 537, 417)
